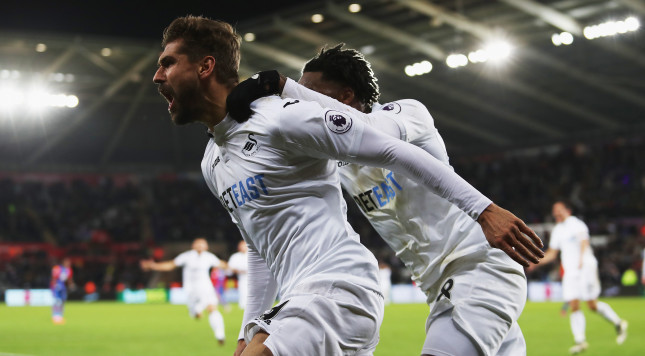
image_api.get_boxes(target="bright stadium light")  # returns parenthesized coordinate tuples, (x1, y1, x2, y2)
(243, 33, 256, 42)
(0, 84, 79, 113)
(446, 54, 468, 68)
(0, 84, 25, 111)
(468, 49, 488, 63)
(348, 3, 362, 13)
(36, 43, 47, 52)
(484, 41, 512, 62)
(66, 95, 79, 108)
(311, 14, 324, 23)
(625, 17, 640, 31)
(552, 32, 573, 46)
(404, 60, 433, 76)
(560, 32, 574, 45)
(101, 47, 112, 57)
(583, 16, 640, 40)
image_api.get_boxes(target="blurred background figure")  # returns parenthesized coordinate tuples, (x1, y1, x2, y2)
(50, 257, 73, 324)
(529, 201, 628, 354)
(140, 237, 228, 345)
(227, 240, 248, 309)
(378, 259, 392, 305)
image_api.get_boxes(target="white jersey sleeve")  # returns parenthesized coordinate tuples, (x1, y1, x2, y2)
(207, 252, 221, 268)
(282, 78, 401, 139)
(276, 101, 491, 220)
(173, 251, 189, 267)
(238, 242, 278, 340)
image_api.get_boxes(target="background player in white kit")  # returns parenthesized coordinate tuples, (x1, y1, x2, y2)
(228, 240, 249, 309)
(153, 17, 542, 356)
(227, 44, 544, 356)
(141, 237, 228, 345)
(529, 201, 627, 354)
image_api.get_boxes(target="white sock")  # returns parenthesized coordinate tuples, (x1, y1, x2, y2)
(595, 301, 621, 325)
(209, 310, 225, 340)
(570, 310, 586, 344)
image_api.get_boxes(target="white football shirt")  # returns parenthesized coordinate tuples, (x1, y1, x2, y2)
(282, 79, 496, 295)
(203, 95, 495, 337)
(549, 215, 596, 272)
(228, 251, 248, 285)
(173, 250, 221, 290)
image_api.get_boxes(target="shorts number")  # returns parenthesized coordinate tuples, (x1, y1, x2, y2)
(436, 278, 454, 302)
(258, 300, 289, 325)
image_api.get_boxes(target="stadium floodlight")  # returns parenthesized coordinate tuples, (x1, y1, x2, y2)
(404, 60, 433, 76)
(36, 43, 47, 52)
(483, 41, 512, 62)
(560, 32, 574, 45)
(0, 84, 25, 111)
(311, 14, 324, 23)
(348, 3, 361, 13)
(446, 54, 468, 68)
(583, 16, 640, 40)
(0, 84, 79, 113)
(243, 33, 256, 42)
(468, 49, 488, 63)
(552, 32, 573, 46)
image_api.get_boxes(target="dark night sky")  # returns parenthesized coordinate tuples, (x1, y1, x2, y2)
(1, 0, 307, 40)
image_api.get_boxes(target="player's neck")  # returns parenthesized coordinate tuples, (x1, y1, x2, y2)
(202, 81, 233, 131)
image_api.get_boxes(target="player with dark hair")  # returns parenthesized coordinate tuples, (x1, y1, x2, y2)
(529, 201, 627, 354)
(154, 17, 542, 356)
(227, 44, 544, 356)
(301, 44, 380, 112)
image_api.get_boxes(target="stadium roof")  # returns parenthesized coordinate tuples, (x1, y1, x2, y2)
(1, 0, 643, 172)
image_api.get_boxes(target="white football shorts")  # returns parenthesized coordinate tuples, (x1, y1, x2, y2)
(245, 279, 384, 356)
(186, 285, 218, 318)
(562, 261, 601, 302)
(423, 248, 527, 356)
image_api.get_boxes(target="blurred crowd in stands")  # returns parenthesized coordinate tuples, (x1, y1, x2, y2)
(1, 135, 644, 299)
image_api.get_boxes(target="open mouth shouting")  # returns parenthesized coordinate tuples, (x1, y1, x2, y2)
(158, 86, 176, 113)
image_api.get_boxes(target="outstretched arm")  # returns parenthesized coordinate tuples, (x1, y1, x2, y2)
(140, 260, 176, 272)
(278, 102, 544, 266)
(527, 248, 559, 273)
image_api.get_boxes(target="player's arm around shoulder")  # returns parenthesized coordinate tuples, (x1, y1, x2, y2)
(272, 98, 353, 159)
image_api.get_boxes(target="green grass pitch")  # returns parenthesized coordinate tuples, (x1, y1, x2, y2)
(1, 298, 642, 355)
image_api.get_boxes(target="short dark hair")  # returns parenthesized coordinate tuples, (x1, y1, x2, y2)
(162, 15, 241, 88)
(303, 44, 380, 111)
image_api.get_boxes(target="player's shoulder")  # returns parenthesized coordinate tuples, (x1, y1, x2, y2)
(249, 96, 324, 132)
(376, 99, 434, 126)
(177, 250, 194, 258)
(251, 96, 322, 118)
(568, 216, 588, 229)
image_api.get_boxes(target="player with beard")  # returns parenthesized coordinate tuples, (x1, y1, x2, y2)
(153, 17, 543, 356)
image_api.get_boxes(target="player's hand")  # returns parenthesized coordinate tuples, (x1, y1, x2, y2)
(477, 203, 544, 267)
(233, 339, 247, 356)
(226, 70, 281, 123)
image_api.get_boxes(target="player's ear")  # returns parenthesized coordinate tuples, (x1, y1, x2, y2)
(198, 56, 216, 79)
(338, 86, 355, 106)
